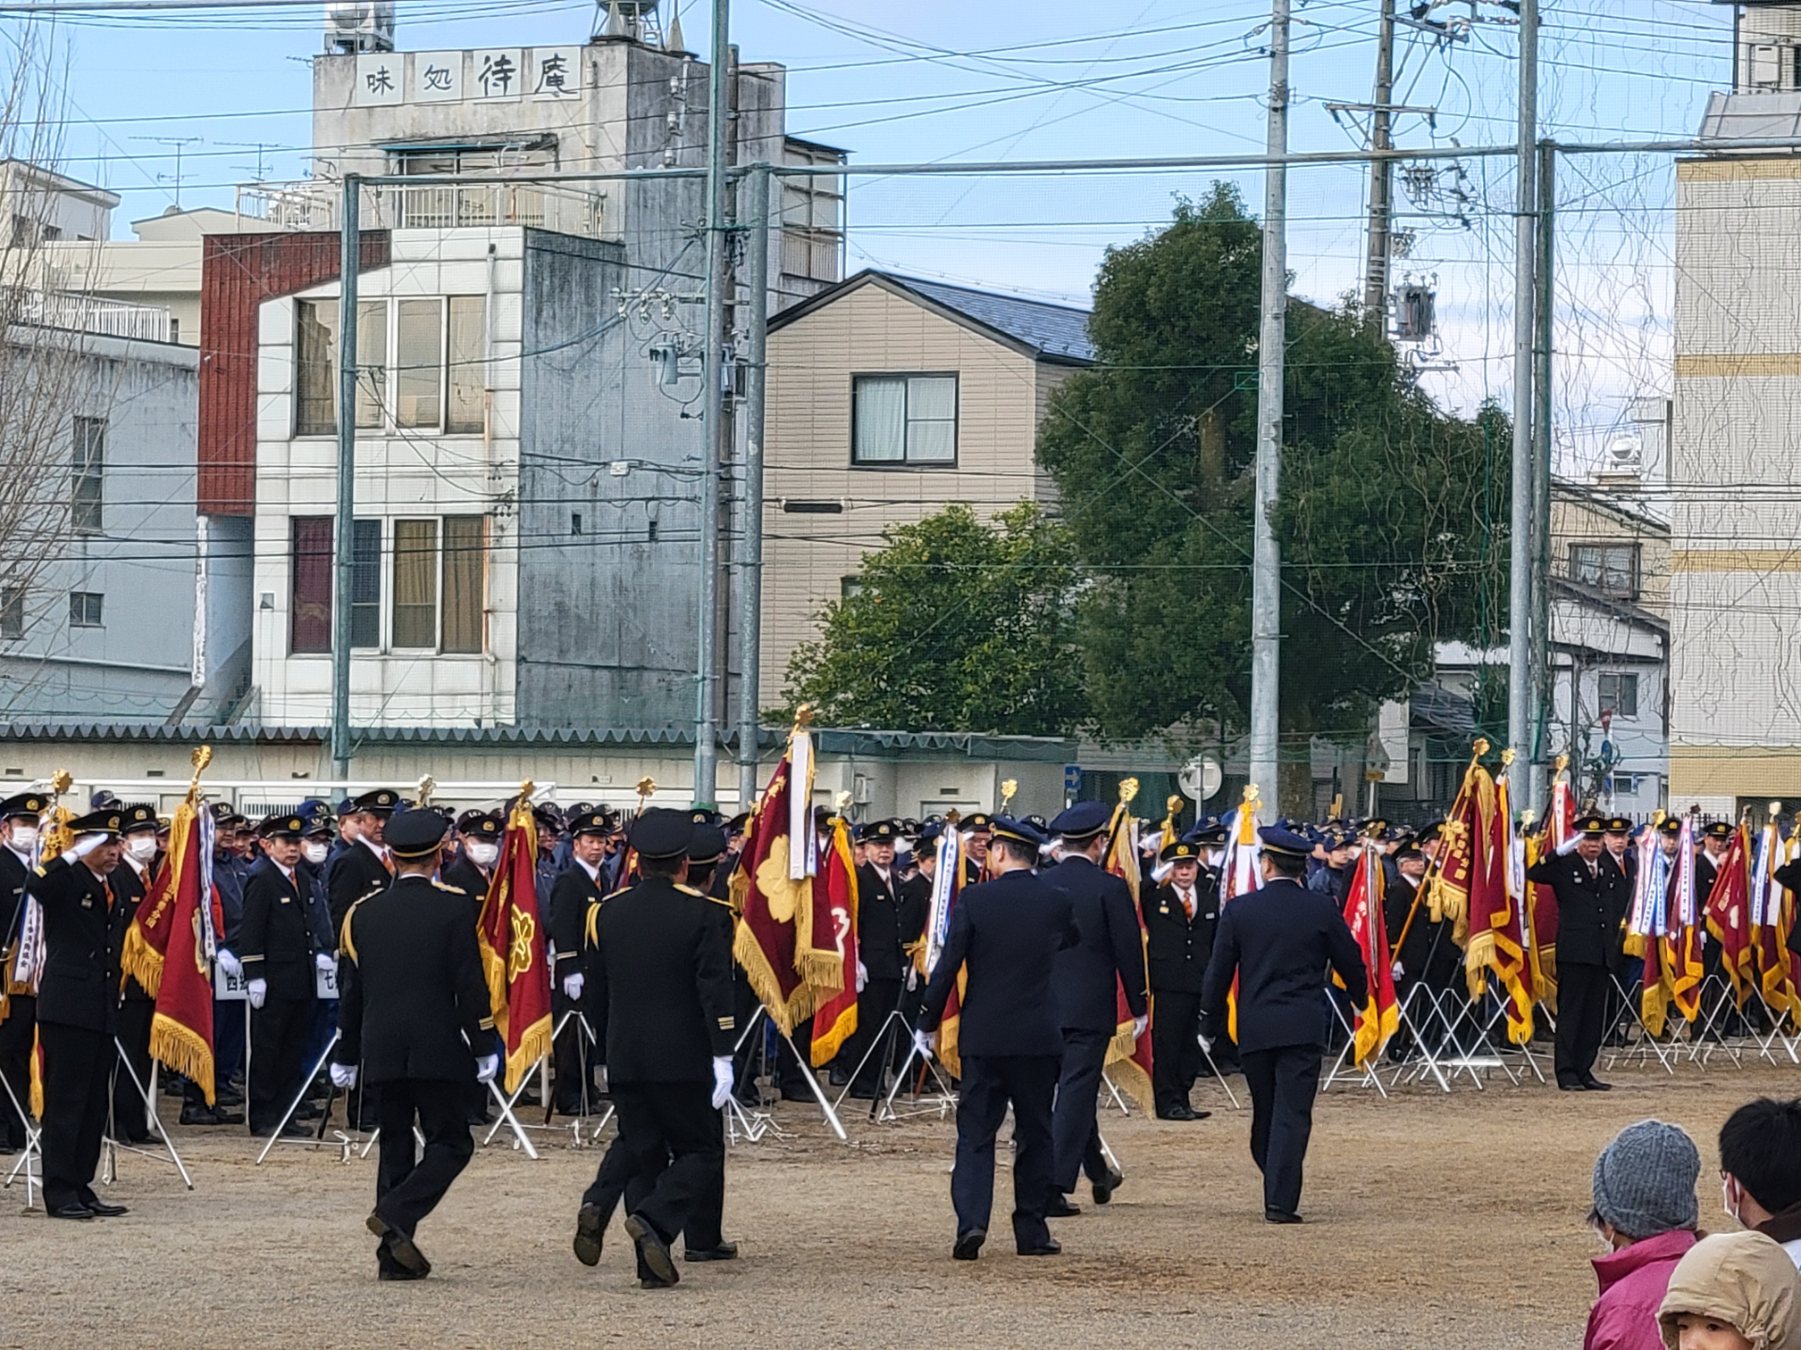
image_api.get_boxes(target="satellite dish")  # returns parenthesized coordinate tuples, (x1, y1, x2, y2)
(1179, 756, 1223, 804)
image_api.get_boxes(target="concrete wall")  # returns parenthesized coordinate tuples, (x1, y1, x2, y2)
(1549, 488, 1670, 620)
(0, 331, 200, 721)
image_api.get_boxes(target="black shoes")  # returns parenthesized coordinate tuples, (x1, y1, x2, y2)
(82, 1197, 129, 1217)
(952, 1228, 986, 1261)
(1582, 1076, 1613, 1092)
(1093, 1165, 1125, 1206)
(684, 1241, 739, 1262)
(1017, 1239, 1062, 1256)
(250, 1121, 310, 1139)
(47, 1202, 94, 1220)
(624, 1213, 679, 1287)
(573, 1203, 605, 1268)
(367, 1212, 430, 1277)
(1264, 1207, 1303, 1225)
(180, 1105, 243, 1126)
(1044, 1195, 1082, 1219)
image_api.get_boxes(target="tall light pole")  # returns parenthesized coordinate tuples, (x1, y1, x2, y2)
(1507, 0, 1539, 770)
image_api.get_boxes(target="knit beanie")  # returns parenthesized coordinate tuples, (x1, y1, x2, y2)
(1593, 1120, 1701, 1240)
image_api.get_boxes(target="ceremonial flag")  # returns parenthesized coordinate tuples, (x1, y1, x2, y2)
(1217, 788, 1261, 1044)
(809, 814, 860, 1067)
(1341, 842, 1399, 1065)
(478, 793, 551, 1093)
(1626, 820, 1674, 1037)
(1475, 760, 1534, 1044)
(148, 794, 223, 1103)
(1665, 816, 1705, 1024)
(1428, 742, 1492, 946)
(1704, 820, 1756, 1011)
(1102, 782, 1153, 1113)
(1530, 768, 1576, 1007)
(1751, 818, 1799, 1020)
(920, 821, 966, 1077)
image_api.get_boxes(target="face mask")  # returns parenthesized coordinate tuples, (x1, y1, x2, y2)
(466, 841, 499, 868)
(1722, 1176, 1743, 1228)
(127, 836, 158, 863)
(8, 825, 37, 851)
(302, 840, 329, 866)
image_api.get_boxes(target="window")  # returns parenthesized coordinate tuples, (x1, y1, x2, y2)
(1569, 543, 1639, 601)
(40, 224, 60, 242)
(71, 415, 104, 533)
(446, 296, 486, 434)
(441, 516, 486, 653)
(295, 298, 387, 436)
(298, 297, 483, 434)
(852, 374, 958, 466)
(9, 214, 31, 248)
(350, 519, 381, 648)
(840, 576, 863, 600)
(392, 518, 438, 648)
(1597, 671, 1640, 720)
(69, 591, 103, 628)
(0, 587, 22, 640)
(289, 516, 381, 653)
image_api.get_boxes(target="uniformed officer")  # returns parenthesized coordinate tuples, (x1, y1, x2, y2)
(326, 789, 399, 935)
(847, 819, 922, 1099)
(108, 803, 162, 1143)
(1042, 800, 1148, 1217)
(1143, 836, 1218, 1121)
(442, 809, 501, 924)
(241, 811, 330, 1138)
(0, 791, 46, 1154)
(960, 812, 993, 885)
(1383, 836, 1461, 1058)
(331, 808, 498, 1281)
(1526, 812, 1629, 1091)
(1200, 825, 1367, 1224)
(550, 807, 611, 1117)
(34, 807, 135, 1219)
(570, 808, 735, 1289)
(917, 816, 1076, 1261)
(678, 821, 739, 1264)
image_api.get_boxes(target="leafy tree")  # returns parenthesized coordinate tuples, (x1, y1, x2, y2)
(781, 503, 1088, 736)
(1037, 184, 1508, 779)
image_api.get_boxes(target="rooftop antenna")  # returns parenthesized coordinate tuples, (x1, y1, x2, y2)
(131, 135, 203, 209)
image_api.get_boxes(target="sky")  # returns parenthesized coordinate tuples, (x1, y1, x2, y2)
(7, 0, 1746, 459)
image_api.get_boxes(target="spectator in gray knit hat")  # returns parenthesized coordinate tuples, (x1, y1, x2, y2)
(1585, 1121, 1704, 1350)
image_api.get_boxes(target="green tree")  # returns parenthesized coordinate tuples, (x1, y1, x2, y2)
(1037, 184, 1508, 774)
(781, 503, 1088, 736)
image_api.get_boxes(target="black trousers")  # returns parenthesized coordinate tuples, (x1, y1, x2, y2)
(373, 1078, 475, 1240)
(1051, 1027, 1111, 1196)
(1555, 961, 1609, 1084)
(249, 995, 312, 1132)
(112, 997, 156, 1142)
(586, 1080, 722, 1261)
(847, 977, 903, 1093)
(39, 1021, 112, 1211)
(953, 1053, 1057, 1250)
(1150, 989, 1202, 1113)
(584, 1108, 728, 1262)
(0, 994, 35, 1148)
(1241, 1044, 1322, 1217)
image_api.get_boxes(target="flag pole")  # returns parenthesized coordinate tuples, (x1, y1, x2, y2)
(1394, 738, 1487, 959)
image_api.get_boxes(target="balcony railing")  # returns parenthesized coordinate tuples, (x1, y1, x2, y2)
(18, 290, 171, 342)
(235, 179, 609, 239)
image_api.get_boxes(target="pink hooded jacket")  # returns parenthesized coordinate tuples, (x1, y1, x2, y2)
(1586, 1229, 1701, 1350)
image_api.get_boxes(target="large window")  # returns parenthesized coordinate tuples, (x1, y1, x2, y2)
(295, 299, 387, 436)
(293, 514, 487, 655)
(1569, 542, 1639, 601)
(71, 415, 105, 533)
(296, 297, 485, 435)
(350, 519, 381, 648)
(1597, 671, 1640, 720)
(290, 516, 383, 653)
(441, 515, 486, 653)
(392, 518, 439, 648)
(851, 374, 958, 466)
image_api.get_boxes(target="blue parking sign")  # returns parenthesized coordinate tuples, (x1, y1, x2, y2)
(1063, 764, 1082, 795)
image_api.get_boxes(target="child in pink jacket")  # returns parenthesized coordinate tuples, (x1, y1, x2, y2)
(1585, 1120, 1704, 1350)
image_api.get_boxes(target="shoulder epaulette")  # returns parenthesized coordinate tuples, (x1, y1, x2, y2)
(602, 886, 630, 902)
(339, 898, 367, 964)
(432, 879, 469, 896)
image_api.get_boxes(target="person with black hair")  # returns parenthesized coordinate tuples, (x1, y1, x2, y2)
(1720, 1098, 1801, 1270)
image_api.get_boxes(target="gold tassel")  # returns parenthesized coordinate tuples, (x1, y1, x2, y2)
(119, 921, 165, 1001)
(29, 1027, 43, 1119)
(503, 1014, 552, 1096)
(149, 1012, 214, 1107)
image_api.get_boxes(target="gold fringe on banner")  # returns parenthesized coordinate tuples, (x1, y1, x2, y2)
(149, 1011, 215, 1107)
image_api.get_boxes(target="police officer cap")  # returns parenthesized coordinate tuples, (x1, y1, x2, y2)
(1417, 818, 1445, 845)
(1605, 816, 1631, 834)
(1364, 818, 1391, 841)
(960, 812, 994, 835)
(726, 812, 750, 836)
(257, 809, 306, 841)
(688, 823, 729, 866)
(298, 802, 337, 837)
(863, 819, 900, 844)
(386, 808, 449, 861)
(1258, 825, 1313, 859)
(350, 788, 400, 815)
(461, 810, 504, 841)
(918, 821, 945, 848)
(1573, 813, 1608, 837)
(1048, 801, 1111, 841)
(1657, 817, 1682, 838)
(1703, 820, 1733, 841)
(533, 803, 566, 833)
(113, 803, 157, 836)
(1184, 815, 1228, 846)
(988, 815, 1046, 850)
(69, 807, 126, 839)
(1160, 838, 1203, 864)
(630, 807, 694, 861)
(0, 792, 45, 820)
(690, 807, 722, 827)
(568, 808, 612, 839)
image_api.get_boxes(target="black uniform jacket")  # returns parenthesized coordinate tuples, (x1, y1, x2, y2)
(1043, 854, 1148, 1033)
(240, 855, 317, 1001)
(919, 869, 1079, 1059)
(440, 856, 491, 927)
(0, 846, 30, 963)
(549, 862, 605, 980)
(1525, 850, 1629, 968)
(336, 874, 495, 1085)
(1143, 868, 1219, 996)
(327, 839, 390, 936)
(109, 858, 155, 1003)
(588, 875, 735, 1084)
(855, 863, 925, 981)
(32, 854, 126, 1034)
(1200, 877, 1368, 1055)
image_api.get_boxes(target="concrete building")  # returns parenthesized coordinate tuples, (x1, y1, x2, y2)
(759, 269, 1094, 699)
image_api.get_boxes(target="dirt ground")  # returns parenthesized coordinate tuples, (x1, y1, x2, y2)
(4, 1058, 1794, 1348)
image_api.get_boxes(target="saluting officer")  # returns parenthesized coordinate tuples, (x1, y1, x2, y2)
(327, 789, 399, 935)
(0, 791, 45, 1155)
(1200, 825, 1368, 1224)
(1143, 835, 1219, 1122)
(241, 811, 331, 1138)
(34, 807, 134, 1220)
(331, 809, 499, 1282)
(917, 816, 1077, 1261)
(1526, 812, 1630, 1092)
(108, 803, 162, 1144)
(550, 807, 611, 1117)
(1042, 800, 1148, 1216)
(571, 808, 736, 1290)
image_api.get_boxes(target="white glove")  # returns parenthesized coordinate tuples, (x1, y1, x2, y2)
(710, 1056, 734, 1110)
(329, 1062, 357, 1090)
(905, 966, 918, 992)
(855, 960, 868, 994)
(474, 1054, 500, 1084)
(1132, 1014, 1148, 1040)
(247, 978, 267, 1009)
(67, 833, 105, 860)
(315, 952, 335, 974)
(913, 1028, 935, 1062)
(1391, 960, 1405, 982)
(1198, 1034, 1215, 1054)
(563, 972, 585, 1001)
(216, 949, 242, 979)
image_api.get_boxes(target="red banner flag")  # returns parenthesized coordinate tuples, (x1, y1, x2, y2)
(809, 817, 860, 1067)
(478, 795, 550, 1093)
(1342, 843, 1400, 1065)
(1704, 822, 1756, 1011)
(1102, 789, 1153, 1112)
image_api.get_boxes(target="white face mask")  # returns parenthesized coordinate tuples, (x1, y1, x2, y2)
(1722, 1176, 1744, 1228)
(126, 836, 158, 863)
(466, 840, 499, 868)
(7, 824, 37, 852)
(302, 840, 330, 866)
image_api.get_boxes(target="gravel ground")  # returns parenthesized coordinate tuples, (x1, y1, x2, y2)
(4, 1057, 1792, 1348)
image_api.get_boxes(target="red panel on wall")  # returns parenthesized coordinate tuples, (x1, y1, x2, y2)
(197, 231, 390, 516)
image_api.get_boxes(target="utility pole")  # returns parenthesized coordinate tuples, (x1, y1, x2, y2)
(330, 175, 361, 779)
(693, 0, 730, 807)
(1362, 0, 1397, 316)
(1248, 0, 1289, 811)
(1506, 0, 1538, 773)
(735, 163, 771, 810)
(1529, 138, 1556, 814)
